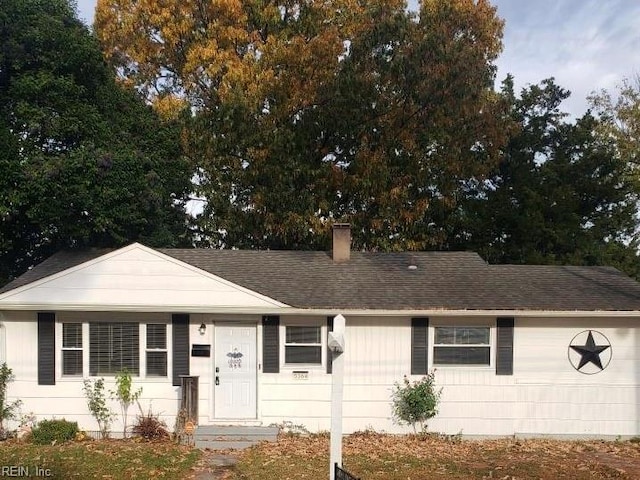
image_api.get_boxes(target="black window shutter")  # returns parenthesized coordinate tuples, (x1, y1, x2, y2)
(172, 314, 189, 386)
(38, 312, 56, 385)
(262, 316, 280, 373)
(496, 317, 514, 375)
(326, 316, 334, 374)
(411, 317, 429, 375)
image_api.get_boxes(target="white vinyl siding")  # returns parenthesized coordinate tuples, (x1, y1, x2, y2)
(433, 326, 491, 365)
(5, 311, 640, 437)
(0, 323, 5, 363)
(0, 244, 285, 310)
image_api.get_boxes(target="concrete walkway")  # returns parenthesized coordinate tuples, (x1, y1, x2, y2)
(188, 450, 239, 480)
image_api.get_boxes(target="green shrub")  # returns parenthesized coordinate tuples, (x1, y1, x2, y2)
(112, 369, 142, 438)
(0, 363, 22, 439)
(31, 419, 79, 445)
(83, 378, 113, 439)
(391, 372, 442, 433)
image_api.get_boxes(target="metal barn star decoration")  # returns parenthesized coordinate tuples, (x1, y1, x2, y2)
(568, 330, 611, 374)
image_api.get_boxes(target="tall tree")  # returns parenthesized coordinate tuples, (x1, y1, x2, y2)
(321, 0, 511, 250)
(454, 78, 639, 277)
(96, 0, 511, 250)
(589, 77, 640, 182)
(0, 0, 192, 285)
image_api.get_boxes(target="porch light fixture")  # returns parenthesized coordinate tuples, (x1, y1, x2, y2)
(199, 323, 206, 335)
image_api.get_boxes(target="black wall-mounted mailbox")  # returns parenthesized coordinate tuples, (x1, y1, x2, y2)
(191, 344, 211, 357)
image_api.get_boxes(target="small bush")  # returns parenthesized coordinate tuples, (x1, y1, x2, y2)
(31, 419, 79, 445)
(83, 378, 113, 439)
(112, 369, 142, 438)
(0, 363, 22, 440)
(132, 406, 169, 441)
(391, 372, 442, 433)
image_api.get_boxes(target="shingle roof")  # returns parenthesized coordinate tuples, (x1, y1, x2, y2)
(161, 250, 490, 310)
(2, 247, 640, 311)
(0, 249, 114, 294)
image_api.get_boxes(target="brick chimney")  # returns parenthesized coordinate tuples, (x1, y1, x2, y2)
(332, 223, 351, 263)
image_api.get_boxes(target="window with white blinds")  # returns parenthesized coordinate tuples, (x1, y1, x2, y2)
(285, 325, 322, 364)
(146, 324, 167, 377)
(89, 323, 139, 376)
(62, 323, 83, 376)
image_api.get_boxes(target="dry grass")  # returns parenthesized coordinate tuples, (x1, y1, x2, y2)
(231, 432, 640, 479)
(3, 432, 639, 479)
(0, 438, 200, 479)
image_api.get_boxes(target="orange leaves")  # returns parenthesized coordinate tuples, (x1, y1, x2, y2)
(95, 0, 513, 251)
(419, 0, 504, 61)
(154, 94, 189, 120)
(96, 0, 355, 117)
(235, 433, 640, 480)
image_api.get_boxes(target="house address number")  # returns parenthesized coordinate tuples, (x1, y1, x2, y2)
(292, 371, 309, 380)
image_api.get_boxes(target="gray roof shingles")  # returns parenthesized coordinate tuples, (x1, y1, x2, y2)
(2, 247, 640, 311)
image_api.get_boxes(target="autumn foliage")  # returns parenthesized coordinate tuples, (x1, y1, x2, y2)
(96, 0, 512, 251)
(4, 0, 637, 283)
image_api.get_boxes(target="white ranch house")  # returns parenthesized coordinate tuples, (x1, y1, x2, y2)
(1, 224, 640, 438)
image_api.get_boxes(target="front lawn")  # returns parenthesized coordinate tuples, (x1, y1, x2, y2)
(0, 439, 200, 479)
(232, 432, 640, 479)
(2, 433, 639, 479)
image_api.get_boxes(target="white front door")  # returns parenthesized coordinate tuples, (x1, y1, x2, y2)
(214, 324, 257, 419)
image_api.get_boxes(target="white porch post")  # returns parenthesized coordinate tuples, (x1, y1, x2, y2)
(328, 314, 346, 480)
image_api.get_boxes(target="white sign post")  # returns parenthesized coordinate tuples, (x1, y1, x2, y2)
(328, 314, 346, 480)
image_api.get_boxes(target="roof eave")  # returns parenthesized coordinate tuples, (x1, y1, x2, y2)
(1, 304, 640, 317)
(280, 308, 640, 317)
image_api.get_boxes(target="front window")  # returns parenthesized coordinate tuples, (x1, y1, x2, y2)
(62, 323, 83, 376)
(434, 326, 490, 365)
(89, 323, 139, 375)
(146, 324, 167, 377)
(285, 326, 322, 364)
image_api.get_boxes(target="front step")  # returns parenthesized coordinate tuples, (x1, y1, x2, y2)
(194, 425, 279, 450)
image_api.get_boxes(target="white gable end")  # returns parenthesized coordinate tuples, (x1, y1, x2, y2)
(0, 244, 288, 312)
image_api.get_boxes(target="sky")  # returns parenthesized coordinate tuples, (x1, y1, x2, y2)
(76, 0, 640, 118)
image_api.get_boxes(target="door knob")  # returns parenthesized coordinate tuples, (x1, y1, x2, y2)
(215, 376, 220, 386)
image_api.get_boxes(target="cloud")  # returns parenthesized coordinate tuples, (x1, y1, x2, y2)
(493, 0, 640, 116)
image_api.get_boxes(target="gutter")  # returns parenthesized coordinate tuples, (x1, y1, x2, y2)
(0, 304, 639, 318)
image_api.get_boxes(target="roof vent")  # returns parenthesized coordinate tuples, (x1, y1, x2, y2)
(332, 223, 351, 263)
(408, 264, 418, 271)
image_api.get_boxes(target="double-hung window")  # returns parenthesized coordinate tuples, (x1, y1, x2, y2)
(285, 325, 322, 364)
(146, 324, 167, 377)
(60, 321, 169, 378)
(434, 326, 490, 365)
(62, 323, 83, 376)
(89, 322, 139, 376)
